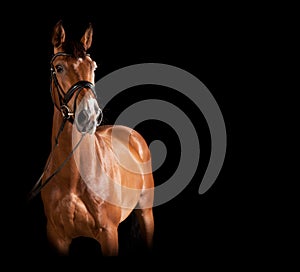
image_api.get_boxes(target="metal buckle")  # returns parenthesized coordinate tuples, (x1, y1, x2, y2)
(60, 104, 74, 119)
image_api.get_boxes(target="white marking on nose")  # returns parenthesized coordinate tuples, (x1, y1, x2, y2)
(84, 96, 99, 117)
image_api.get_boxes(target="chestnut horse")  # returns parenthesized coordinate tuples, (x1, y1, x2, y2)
(29, 20, 154, 256)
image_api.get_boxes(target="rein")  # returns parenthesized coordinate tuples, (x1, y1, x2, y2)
(27, 133, 85, 201)
(27, 52, 102, 201)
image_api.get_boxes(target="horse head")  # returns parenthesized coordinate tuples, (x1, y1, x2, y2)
(50, 20, 101, 134)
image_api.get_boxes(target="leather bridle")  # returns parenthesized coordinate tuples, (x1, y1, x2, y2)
(50, 52, 102, 143)
(50, 52, 98, 123)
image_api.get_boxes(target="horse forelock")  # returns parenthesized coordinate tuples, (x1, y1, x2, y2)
(62, 39, 87, 59)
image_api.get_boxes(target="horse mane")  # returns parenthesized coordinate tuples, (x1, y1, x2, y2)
(62, 39, 87, 59)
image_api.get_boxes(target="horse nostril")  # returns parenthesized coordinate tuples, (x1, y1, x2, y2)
(77, 110, 89, 125)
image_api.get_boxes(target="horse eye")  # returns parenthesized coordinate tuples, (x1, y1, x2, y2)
(55, 65, 64, 73)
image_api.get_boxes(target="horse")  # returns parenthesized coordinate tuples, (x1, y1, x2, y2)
(29, 20, 154, 256)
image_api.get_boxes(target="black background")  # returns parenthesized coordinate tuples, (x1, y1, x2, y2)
(5, 5, 280, 264)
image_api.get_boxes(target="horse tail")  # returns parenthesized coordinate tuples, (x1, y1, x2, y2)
(130, 210, 142, 242)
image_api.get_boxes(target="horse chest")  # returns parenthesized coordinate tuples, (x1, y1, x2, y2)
(51, 193, 99, 236)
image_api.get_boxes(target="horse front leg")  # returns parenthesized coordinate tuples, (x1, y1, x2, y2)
(46, 223, 72, 256)
(96, 226, 119, 256)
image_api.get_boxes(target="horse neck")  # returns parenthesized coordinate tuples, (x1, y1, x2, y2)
(51, 107, 98, 164)
(50, 107, 82, 191)
(51, 106, 100, 190)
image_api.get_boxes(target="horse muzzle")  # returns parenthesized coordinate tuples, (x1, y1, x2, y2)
(75, 108, 101, 134)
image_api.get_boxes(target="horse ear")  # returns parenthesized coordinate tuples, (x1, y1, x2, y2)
(80, 23, 93, 51)
(52, 20, 65, 50)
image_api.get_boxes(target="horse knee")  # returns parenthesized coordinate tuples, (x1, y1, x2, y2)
(46, 224, 71, 255)
(96, 226, 119, 256)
